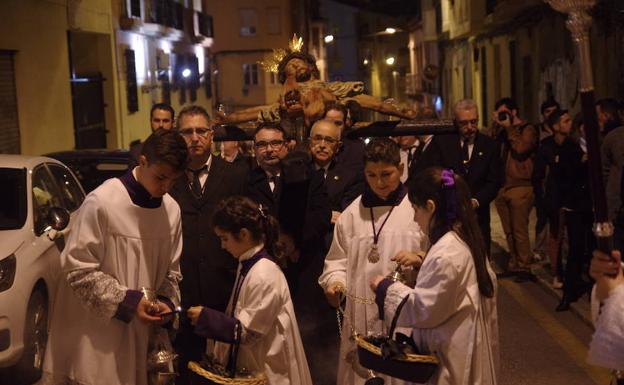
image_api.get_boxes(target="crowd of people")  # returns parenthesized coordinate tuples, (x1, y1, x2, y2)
(36, 93, 624, 385)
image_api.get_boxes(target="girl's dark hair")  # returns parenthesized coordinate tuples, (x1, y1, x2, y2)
(212, 196, 284, 260)
(364, 138, 400, 166)
(407, 167, 494, 298)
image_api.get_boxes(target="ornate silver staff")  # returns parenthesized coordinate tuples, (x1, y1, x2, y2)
(545, 0, 622, 381)
(544, 0, 613, 252)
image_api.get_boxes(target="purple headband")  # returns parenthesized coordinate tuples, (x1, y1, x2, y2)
(440, 169, 458, 223)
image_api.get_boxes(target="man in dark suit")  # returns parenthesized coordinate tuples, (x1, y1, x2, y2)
(245, 122, 331, 274)
(426, 99, 501, 250)
(309, 119, 364, 233)
(168, 105, 247, 385)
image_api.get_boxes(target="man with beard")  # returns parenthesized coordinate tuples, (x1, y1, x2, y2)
(167, 105, 247, 385)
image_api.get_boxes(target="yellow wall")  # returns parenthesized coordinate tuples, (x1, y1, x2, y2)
(1, 1, 75, 155)
(114, 30, 215, 148)
(204, 0, 293, 108)
(0, 0, 116, 155)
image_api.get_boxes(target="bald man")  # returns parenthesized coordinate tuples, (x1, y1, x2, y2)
(309, 119, 364, 224)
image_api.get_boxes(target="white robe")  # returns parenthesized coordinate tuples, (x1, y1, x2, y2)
(40, 178, 182, 385)
(214, 246, 312, 385)
(383, 231, 499, 385)
(319, 194, 424, 385)
(588, 283, 624, 370)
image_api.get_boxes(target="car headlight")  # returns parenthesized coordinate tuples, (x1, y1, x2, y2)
(0, 254, 16, 293)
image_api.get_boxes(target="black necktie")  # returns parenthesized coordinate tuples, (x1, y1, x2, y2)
(269, 175, 280, 197)
(189, 165, 207, 197)
(412, 141, 425, 166)
(461, 138, 470, 173)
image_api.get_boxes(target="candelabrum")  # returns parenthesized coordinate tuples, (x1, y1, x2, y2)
(544, 0, 614, 241)
(545, 0, 596, 91)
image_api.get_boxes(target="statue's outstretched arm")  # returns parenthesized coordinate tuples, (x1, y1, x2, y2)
(215, 103, 280, 124)
(346, 94, 419, 120)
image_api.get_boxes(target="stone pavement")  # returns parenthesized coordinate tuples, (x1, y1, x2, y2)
(489, 206, 593, 328)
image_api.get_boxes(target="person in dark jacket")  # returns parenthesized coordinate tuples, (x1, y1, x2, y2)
(244, 122, 331, 291)
(425, 99, 501, 251)
(168, 105, 248, 385)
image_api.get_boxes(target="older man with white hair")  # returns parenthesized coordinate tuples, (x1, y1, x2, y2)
(423, 99, 502, 250)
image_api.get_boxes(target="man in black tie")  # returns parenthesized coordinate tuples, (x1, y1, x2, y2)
(309, 119, 364, 227)
(425, 99, 501, 250)
(395, 135, 418, 183)
(245, 122, 331, 273)
(168, 105, 247, 385)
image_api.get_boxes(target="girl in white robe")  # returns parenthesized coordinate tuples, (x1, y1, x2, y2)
(372, 167, 499, 385)
(187, 196, 312, 385)
(319, 138, 424, 385)
(40, 130, 188, 385)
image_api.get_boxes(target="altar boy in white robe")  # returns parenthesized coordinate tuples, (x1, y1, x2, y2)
(41, 129, 188, 385)
(187, 196, 312, 385)
(371, 168, 499, 385)
(319, 138, 424, 385)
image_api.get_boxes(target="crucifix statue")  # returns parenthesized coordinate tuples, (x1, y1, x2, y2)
(214, 35, 419, 140)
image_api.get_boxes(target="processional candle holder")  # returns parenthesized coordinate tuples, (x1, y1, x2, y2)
(544, 1, 622, 382)
(544, 0, 614, 249)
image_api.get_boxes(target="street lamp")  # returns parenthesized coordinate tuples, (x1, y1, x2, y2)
(385, 56, 395, 66)
(385, 27, 397, 34)
(181, 68, 192, 78)
(363, 58, 369, 66)
(324, 34, 334, 43)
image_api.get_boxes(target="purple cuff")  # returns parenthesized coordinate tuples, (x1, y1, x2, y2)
(114, 289, 143, 323)
(194, 307, 238, 343)
(375, 278, 395, 321)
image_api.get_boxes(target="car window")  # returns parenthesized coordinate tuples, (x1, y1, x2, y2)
(32, 165, 66, 236)
(0, 168, 27, 230)
(47, 164, 85, 212)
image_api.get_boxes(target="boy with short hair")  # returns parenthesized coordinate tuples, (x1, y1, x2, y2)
(319, 138, 424, 385)
(41, 129, 188, 385)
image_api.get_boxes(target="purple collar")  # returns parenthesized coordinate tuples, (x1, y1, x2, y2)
(361, 183, 407, 208)
(118, 170, 162, 208)
(240, 249, 275, 277)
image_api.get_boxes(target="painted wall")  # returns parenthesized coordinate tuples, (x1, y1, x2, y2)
(204, 0, 292, 108)
(1, 1, 76, 155)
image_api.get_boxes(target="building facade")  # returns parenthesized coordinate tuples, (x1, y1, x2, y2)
(1, 0, 214, 155)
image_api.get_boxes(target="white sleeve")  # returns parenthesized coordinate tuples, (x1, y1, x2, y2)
(318, 215, 348, 289)
(62, 195, 128, 319)
(385, 254, 462, 329)
(156, 205, 183, 308)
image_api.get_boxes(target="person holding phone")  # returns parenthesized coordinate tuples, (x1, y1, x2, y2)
(490, 98, 538, 282)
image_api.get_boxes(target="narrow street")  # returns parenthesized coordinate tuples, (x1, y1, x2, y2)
(492, 207, 609, 385)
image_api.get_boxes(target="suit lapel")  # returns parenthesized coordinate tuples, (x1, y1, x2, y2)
(200, 157, 224, 205)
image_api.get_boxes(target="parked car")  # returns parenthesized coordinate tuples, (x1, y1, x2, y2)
(45, 149, 130, 193)
(0, 155, 85, 384)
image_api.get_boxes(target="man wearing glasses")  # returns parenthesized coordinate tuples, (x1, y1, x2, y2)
(245, 122, 330, 288)
(309, 119, 364, 226)
(424, 99, 501, 250)
(168, 105, 247, 385)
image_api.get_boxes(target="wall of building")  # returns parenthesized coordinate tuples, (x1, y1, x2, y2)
(112, 1, 214, 148)
(0, 1, 88, 155)
(204, 0, 292, 109)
